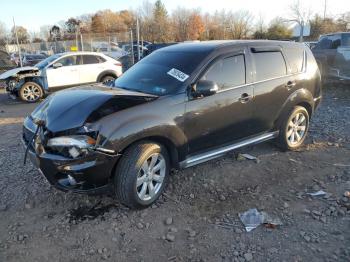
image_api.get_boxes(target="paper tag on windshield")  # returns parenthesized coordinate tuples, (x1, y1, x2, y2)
(167, 68, 189, 82)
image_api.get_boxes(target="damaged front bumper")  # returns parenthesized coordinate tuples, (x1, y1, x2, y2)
(22, 118, 121, 195)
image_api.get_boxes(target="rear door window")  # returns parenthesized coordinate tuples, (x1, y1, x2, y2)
(284, 48, 305, 73)
(252, 51, 287, 81)
(201, 55, 246, 90)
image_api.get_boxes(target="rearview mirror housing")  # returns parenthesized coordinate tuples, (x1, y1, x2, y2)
(192, 80, 219, 98)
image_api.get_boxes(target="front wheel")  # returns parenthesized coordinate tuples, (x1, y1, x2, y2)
(19, 82, 43, 103)
(276, 106, 310, 151)
(114, 142, 170, 209)
(100, 75, 116, 85)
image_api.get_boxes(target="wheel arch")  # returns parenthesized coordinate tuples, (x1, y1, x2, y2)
(119, 136, 180, 169)
(274, 88, 314, 130)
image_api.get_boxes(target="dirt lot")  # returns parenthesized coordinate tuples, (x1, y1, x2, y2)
(0, 84, 349, 262)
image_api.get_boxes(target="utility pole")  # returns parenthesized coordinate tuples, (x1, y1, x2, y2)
(13, 17, 23, 67)
(323, 0, 327, 20)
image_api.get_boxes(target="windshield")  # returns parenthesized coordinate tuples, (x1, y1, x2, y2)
(114, 51, 207, 95)
(35, 54, 62, 69)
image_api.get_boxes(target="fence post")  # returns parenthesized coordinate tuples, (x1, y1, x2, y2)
(130, 30, 134, 65)
(80, 34, 84, 51)
(136, 17, 140, 61)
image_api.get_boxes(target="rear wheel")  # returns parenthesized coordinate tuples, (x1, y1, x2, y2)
(114, 142, 170, 209)
(19, 82, 43, 103)
(276, 106, 309, 151)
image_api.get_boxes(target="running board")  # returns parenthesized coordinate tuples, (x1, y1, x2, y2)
(180, 131, 279, 168)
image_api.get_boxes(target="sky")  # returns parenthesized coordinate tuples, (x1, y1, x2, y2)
(1, 0, 349, 32)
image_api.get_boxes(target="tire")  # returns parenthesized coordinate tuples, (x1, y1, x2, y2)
(114, 141, 170, 209)
(100, 75, 116, 85)
(276, 106, 309, 151)
(19, 82, 43, 103)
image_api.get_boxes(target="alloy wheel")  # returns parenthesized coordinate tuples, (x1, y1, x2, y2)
(286, 112, 307, 145)
(136, 153, 166, 202)
(22, 84, 41, 101)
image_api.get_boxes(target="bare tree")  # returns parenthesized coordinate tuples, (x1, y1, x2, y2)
(226, 10, 253, 39)
(289, 0, 312, 42)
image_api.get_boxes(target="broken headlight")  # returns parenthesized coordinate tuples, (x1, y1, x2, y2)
(47, 135, 96, 158)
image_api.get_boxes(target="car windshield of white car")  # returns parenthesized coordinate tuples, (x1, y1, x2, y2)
(35, 54, 62, 69)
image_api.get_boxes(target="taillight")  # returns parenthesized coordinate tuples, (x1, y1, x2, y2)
(114, 62, 122, 67)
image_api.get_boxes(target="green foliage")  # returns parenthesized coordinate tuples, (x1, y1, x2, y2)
(266, 19, 293, 40)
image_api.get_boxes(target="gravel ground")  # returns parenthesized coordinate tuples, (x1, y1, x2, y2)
(0, 84, 349, 262)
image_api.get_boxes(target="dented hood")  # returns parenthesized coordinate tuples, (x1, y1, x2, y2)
(30, 84, 157, 133)
(0, 66, 39, 80)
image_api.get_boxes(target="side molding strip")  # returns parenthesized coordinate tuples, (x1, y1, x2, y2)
(180, 131, 279, 168)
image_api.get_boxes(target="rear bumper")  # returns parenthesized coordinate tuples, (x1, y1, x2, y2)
(22, 126, 120, 195)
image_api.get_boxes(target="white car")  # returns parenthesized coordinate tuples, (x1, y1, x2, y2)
(0, 51, 123, 102)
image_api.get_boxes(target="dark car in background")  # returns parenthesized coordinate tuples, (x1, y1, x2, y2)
(22, 54, 47, 66)
(23, 40, 321, 209)
(0, 50, 16, 71)
(312, 32, 350, 81)
(0, 50, 17, 88)
(143, 42, 178, 56)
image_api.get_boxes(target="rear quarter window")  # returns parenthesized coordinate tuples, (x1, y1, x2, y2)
(83, 55, 101, 64)
(284, 48, 305, 73)
(252, 51, 287, 81)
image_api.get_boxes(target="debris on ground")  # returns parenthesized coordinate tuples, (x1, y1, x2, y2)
(344, 191, 350, 198)
(289, 158, 302, 164)
(307, 190, 327, 197)
(236, 153, 260, 163)
(239, 208, 282, 232)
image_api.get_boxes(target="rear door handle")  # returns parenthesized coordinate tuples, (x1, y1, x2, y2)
(286, 81, 296, 89)
(238, 93, 252, 103)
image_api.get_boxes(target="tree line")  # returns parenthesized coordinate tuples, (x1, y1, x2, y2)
(0, 0, 349, 45)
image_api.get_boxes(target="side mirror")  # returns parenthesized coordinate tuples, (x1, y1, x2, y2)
(192, 80, 219, 98)
(52, 62, 63, 69)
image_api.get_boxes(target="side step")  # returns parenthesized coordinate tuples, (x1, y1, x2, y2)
(180, 131, 279, 168)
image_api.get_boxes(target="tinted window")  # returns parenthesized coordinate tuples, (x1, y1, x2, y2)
(114, 51, 208, 95)
(253, 51, 287, 81)
(342, 34, 350, 46)
(56, 55, 78, 66)
(201, 55, 245, 89)
(318, 37, 332, 49)
(284, 48, 304, 73)
(330, 34, 341, 49)
(83, 55, 100, 64)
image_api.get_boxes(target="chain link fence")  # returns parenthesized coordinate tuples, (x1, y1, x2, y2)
(1, 31, 138, 71)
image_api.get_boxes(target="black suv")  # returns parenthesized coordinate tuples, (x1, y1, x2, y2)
(23, 40, 322, 209)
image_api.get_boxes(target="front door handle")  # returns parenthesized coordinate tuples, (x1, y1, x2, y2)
(286, 81, 296, 89)
(238, 93, 252, 103)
